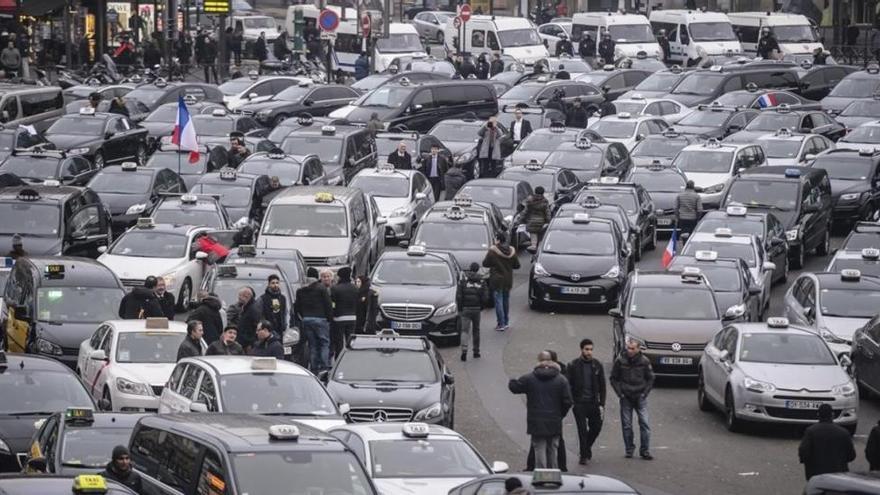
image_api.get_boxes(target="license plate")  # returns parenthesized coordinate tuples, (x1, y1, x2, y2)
(657, 218, 672, 226)
(560, 287, 590, 295)
(785, 400, 823, 410)
(391, 321, 422, 330)
(516, 224, 527, 234)
(283, 346, 292, 356)
(659, 356, 693, 365)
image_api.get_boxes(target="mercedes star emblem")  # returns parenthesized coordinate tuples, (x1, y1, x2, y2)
(671, 342, 682, 352)
(373, 410, 388, 422)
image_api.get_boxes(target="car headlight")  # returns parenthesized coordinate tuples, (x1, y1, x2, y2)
(785, 228, 799, 242)
(162, 274, 176, 291)
(413, 402, 443, 421)
(455, 151, 475, 164)
(820, 327, 847, 345)
(257, 110, 272, 118)
(832, 382, 856, 397)
(533, 262, 550, 277)
(840, 192, 861, 201)
(0, 438, 9, 455)
(68, 147, 90, 155)
(743, 376, 776, 393)
(126, 203, 147, 215)
(36, 337, 62, 356)
(326, 255, 348, 265)
(602, 265, 620, 279)
(116, 377, 152, 396)
(390, 207, 411, 218)
(624, 333, 645, 348)
(283, 326, 300, 346)
(434, 301, 457, 317)
(702, 183, 725, 194)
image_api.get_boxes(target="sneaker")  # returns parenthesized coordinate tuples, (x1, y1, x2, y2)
(640, 452, 653, 460)
(625, 452, 633, 459)
(494, 326, 504, 331)
(502, 325, 510, 331)
(460, 352, 467, 362)
(473, 351, 481, 358)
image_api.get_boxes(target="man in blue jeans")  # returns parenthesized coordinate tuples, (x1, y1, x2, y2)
(482, 233, 520, 331)
(294, 267, 333, 371)
(609, 338, 655, 460)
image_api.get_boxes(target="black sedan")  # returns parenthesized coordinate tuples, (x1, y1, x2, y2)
(123, 80, 224, 111)
(139, 100, 225, 150)
(544, 139, 632, 182)
(672, 103, 759, 139)
(44, 110, 149, 168)
(0, 150, 98, 186)
(575, 68, 652, 102)
(236, 83, 359, 127)
(86, 163, 186, 234)
(723, 106, 845, 144)
(429, 118, 513, 179)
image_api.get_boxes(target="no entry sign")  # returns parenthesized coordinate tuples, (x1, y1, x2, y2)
(459, 4, 472, 22)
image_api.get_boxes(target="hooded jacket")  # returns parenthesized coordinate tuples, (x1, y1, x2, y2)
(609, 351, 654, 402)
(508, 362, 573, 437)
(206, 339, 244, 356)
(187, 296, 223, 344)
(524, 194, 551, 233)
(250, 334, 285, 359)
(259, 287, 288, 335)
(100, 462, 142, 492)
(482, 245, 520, 291)
(118, 287, 164, 319)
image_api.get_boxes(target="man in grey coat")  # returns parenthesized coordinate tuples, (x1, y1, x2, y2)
(477, 116, 504, 178)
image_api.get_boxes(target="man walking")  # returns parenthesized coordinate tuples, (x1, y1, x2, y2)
(508, 351, 573, 469)
(524, 185, 551, 252)
(579, 33, 595, 65)
(176, 320, 204, 361)
(202, 35, 218, 84)
(610, 338, 655, 460)
(477, 116, 504, 178)
(330, 267, 358, 360)
(118, 276, 163, 319)
(259, 274, 288, 338)
(798, 404, 856, 480)
(295, 267, 333, 372)
(674, 180, 702, 238)
(254, 32, 268, 66)
(657, 29, 670, 63)
(483, 233, 520, 331)
(566, 339, 606, 465)
(228, 287, 261, 352)
(206, 325, 244, 355)
(458, 262, 487, 361)
(598, 32, 615, 65)
(421, 143, 448, 200)
(509, 108, 533, 147)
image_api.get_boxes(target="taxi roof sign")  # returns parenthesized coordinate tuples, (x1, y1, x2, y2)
(841, 269, 861, 281)
(144, 317, 169, 329)
(767, 316, 789, 328)
(17, 188, 40, 201)
(775, 104, 791, 114)
(407, 245, 427, 256)
(444, 205, 467, 220)
(694, 250, 718, 261)
(180, 194, 198, 204)
(725, 205, 747, 216)
(714, 227, 733, 237)
(784, 168, 801, 178)
(121, 162, 138, 171)
(598, 176, 619, 184)
(616, 112, 631, 119)
(44, 264, 65, 279)
(252, 357, 278, 371)
(453, 194, 473, 207)
(572, 213, 591, 223)
(575, 137, 592, 149)
(73, 474, 108, 494)
(532, 469, 564, 487)
(136, 217, 155, 229)
(402, 422, 430, 438)
(321, 125, 336, 135)
(297, 114, 314, 126)
(268, 424, 300, 440)
(861, 248, 880, 260)
(65, 407, 95, 425)
(680, 266, 703, 281)
(580, 196, 601, 208)
(219, 168, 237, 180)
(524, 160, 543, 171)
(775, 127, 793, 137)
(237, 244, 257, 257)
(315, 192, 335, 203)
(79, 107, 96, 115)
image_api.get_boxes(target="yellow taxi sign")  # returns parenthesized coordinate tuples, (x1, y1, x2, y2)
(44, 264, 65, 279)
(73, 474, 108, 493)
(314, 192, 335, 203)
(65, 407, 95, 424)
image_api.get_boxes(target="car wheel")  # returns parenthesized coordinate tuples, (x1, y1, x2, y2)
(791, 245, 805, 270)
(647, 226, 657, 250)
(725, 388, 742, 433)
(103, 387, 113, 412)
(436, 31, 444, 44)
(697, 371, 712, 412)
(816, 226, 831, 256)
(94, 151, 105, 169)
(135, 144, 146, 165)
(273, 114, 289, 128)
(176, 278, 192, 312)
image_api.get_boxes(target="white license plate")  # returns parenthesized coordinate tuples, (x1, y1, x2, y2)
(657, 218, 672, 226)
(561, 287, 590, 295)
(785, 400, 823, 410)
(391, 321, 422, 330)
(659, 356, 693, 365)
(516, 224, 527, 234)
(283, 346, 292, 356)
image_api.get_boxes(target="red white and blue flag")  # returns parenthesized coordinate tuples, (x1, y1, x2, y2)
(661, 228, 677, 268)
(757, 93, 778, 108)
(171, 96, 200, 164)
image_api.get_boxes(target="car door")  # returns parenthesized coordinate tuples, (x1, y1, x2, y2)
(764, 213, 787, 276)
(787, 276, 815, 328)
(602, 74, 627, 101)
(80, 324, 109, 395)
(855, 319, 880, 393)
(88, 327, 114, 399)
(703, 327, 730, 403)
(28, 413, 59, 469)
(160, 363, 203, 413)
(66, 204, 105, 256)
(194, 372, 219, 412)
(411, 172, 432, 219)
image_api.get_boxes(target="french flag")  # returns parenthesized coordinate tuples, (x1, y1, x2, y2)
(661, 228, 677, 268)
(171, 96, 200, 164)
(757, 93, 777, 109)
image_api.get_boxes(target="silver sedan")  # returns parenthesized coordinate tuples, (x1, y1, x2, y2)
(412, 11, 455, 44)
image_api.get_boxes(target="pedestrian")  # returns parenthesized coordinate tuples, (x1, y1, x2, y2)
(274, 31, 292, 61)
(387, 141, 413, 169)
(867, 419, 880, 470)
(108, 96, 129, 117)
(526, 349, 568, 472)
(508, 351, 573, 470)
(366, 112, 383, 138)
(355, 275, 372, 333)
(458, 262, 487, 361)
(354, 52, 370, 80)
(78, 35, 91, 68)
(523, 186, 551, 251)
(421, 143, 448, 200)
(610, 338, 655, 460)
(444, 162, 467, 199)
(566, 338, 606, 465)
(490, 53, 504, 76)
(798, 404, 856, 480)
(228, 287, 261, 352)
(87, 92, 101, 110)
(206, 325, 244, 355)
(250, 320, 284, 359)
(154, 276, 176, 320)
(554, 0, 568, 17)
(555, 64, 571, 80)
(812, 47, 828, 65)
(320, 268, 334, 289)
(657, 29, 670, 63)
(509, 108, 533, 147)
(555, 33, 573, 57)
(254, 32, 268, 65)
(1, 41, 19, 78)
(142, 41, 161, 68)
(482, 232, 519, 331)
(505, 477, 529, 494)
(202, 35, 218, 84)
(232, 25, 243, 66)
(100, 446, 142, 492)
(6, 234, 25, 260)
(579, 33, 595, 64)
(598, 33, 615, 65)
(259, 274, 288, 338)
(757, 27, 780, 60)
(458, 55, 476, 79)
(545, 88, 567, 115)
(330, 267, 358, 360)
(477, 116, 504, 178)
(674, 180, 702, 237)
(194, 30, 206, 64)
(187, 291, 223, 345)
(565, 98, 589, 128)
(295, 267, 333, 372)
(476, 53, 490, 79)
(176, 320, 204, 361)
(118, 276, 164, 319)
(176, 33, 192, 67)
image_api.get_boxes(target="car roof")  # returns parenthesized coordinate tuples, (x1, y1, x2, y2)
(812, 271, 880, 290)
(548, 216, 615, 232)
(122, 223, 204, 235)
(333, 423, 461, 441)
(630, 270, 712, 288)
(347, 333, 431, 351)
(180, 356, 313, 376)
(96, 165, 160, 177)
(106, 318, 187, 333)
(377, 249, 456, 266)
(59, 411, 148, 429)
(738, 165, 823, 180)
(269, 185, 362, 206)
(156, 196, 223, 211)
(681, 140, 744, 152)
(728, 321, 816, 336)
(196, 171, 262, 185)
(423, 206, 490, 225)
(1, 351, 86, 372)
(286, 124, 364, 137)
(687, 231, 754, 245)
(0, 185, 83, 202)
(502, 165, 560, 176)
(19, 256, 123, 288)
(702, 209, 768, 223)
(463, 178, 523, 188)
(471, 472, 638, 493)
(0, 475, 136, 495)
(668, 255, 742, 270)
(353, 167, 417, 179)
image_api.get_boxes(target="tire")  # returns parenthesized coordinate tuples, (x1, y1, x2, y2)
(94, 151, 105, 169)
(725, 388, 742, 433)
(273, 114, 289, 128)
(135, 144, 146, 165)
(103, 387, 113, 412)
(791, 245, 805, 270)
(697, 371, 712, 412)
(176, 278, 192, 312)
(816, 226, 831, 256)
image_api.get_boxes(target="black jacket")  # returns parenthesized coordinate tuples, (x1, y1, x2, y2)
(867, 423, 880, 470)
(509, 119, 533, 142)
(444, 167, 467, 197)
(598, 39, 615, 62)
(579, 37, 595, 58)
(176, 336, 202, 361)
(482, 245, 520, 291)
(609, 351, 654, 402)
(331, 281, 358, 318)
(206, 339, 244, 356)
(118, 287, 164, 319)
(387, 151, 412, 169)
(229, 295, 262, 348)
(273, 36, 291, 60)
(294, 281, 332, 320)
(566, 357, 606, 406)
(187, 296, 223, 344)
(798, 421, 856, 480)
(157, 291, 176, 320)
(250, 334, 284, 359)
(757, 35, 780, 59)
(259, 288, 288, 335)
(101, 463, 142, 492)
(508, 363, 573, 437)
(458, 272, 488, 310)
(490, 59, 504, 76)
(565, 106, 590, 128)
(254, 37, 268, 61)
(458, 60, 476, 79)
(556, 40, 573, 56)
(419, 154, 449, 179)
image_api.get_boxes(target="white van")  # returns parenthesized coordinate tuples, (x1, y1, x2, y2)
(649, 10, 742, 65)
(572, 12, 661, 60)
(374, 23, 428, 72)
(444, 15, 549, 65)
(727, 12, 823, 62)
(230, 14, 281, 57)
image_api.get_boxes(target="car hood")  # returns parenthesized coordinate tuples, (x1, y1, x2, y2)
(373, 197, 409, 216)
(673, 124, 722, 138)
(0, 234, 62, 256)
(836, 116, 875, 129)
(822, 96, 864, 113)
(779, 42, 823, 55)
(509, 150, 552, 166)
(444, 141, 477, 156)
(98, 192, 151, 215)
(98, 253, 183, 280)
(737, 362, 849, 391)
(723, 131, 764, 144)
(334, 106, 398, 124)
(256, 235, 349, 258)
(714, 291, 745, 313)
(140, 121, 175, 139)
(373, 477, 478, 495)
(115, 362, 178, 387)
(821, 316, 870, 341)
(237, 100, 295, 114)
(326, 380, 440, 410)
(328, 105, 357, 119)
(632, 156, 674, 167)
(624, 317, 721, 344)
(0, 415, 45, 457)
(538, 253, 617, 278)
(502, 45, 549, 64)
(34, 321, 102, 350)
(765, 158, 803, 167)
(686, 171, 730, 189)
(666, 94, 712, 107)
(830, 179, 869, 199)
(44, 135, 98, 150)
(375, 284, 456, 308)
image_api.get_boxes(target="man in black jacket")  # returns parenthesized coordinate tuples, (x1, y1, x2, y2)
(155, 277, 176, 320)
(295, 268, 333, 372)
(509, 351, 573, 469)
(509, 108, 533, 147)
(100, 446, 142, 492)
(610, 338, 654, 460)
(565, 98, 590, 128)
(176, 320, 203, 361)
(579, 33, 596, 64)
(458, 262, 486, 361)
(387, 142, 412, 169)
(598, 33, 615, 65)
(118, 276, 164, 319)
(206, 325, 244, 355)
(489, 53, 504, 76)
(188, 292, 223, 345)
(259, 275, 288, 338)
(229, 287, 261, 351)
(250, 320, 284, 359)
(420, 143, 448, 201)
(566, 338, 606, 465)
(798, 404, 856, 479)
(330, 267, 358, 360)
(867, 419, 880, 471)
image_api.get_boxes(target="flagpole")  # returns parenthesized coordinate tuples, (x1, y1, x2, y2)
(178, 143, 182, 177)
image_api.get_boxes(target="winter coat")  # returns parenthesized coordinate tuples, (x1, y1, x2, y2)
(579, 37, 595, 58)
(489, 59, 504, 76)
(259, 288, 288, 335)
(1, 47, 20, 70)
(156, 291, 176, 320)
(228, 295, 262, 348)
(206, 339, 244, 356)
(477, 126, 504, 161)
(609, 351, 655, 402)
(556, 40, 573, 57)
(176, 336, 203, 361)
(187, 296, 223, 344)
(508, 362, 573, 437)
(254, 37, 268, 61)
(482, 245, 520, 291)
(354, 55, 370, 80)
(294, 281, 332, 320)
(867, 422, 880, 470)
(798, 421, 856, 480)
(524, 194, 551, 234)
(101, 463, 142, 492)
(444, 167, 467, 198)
(331, 282, 359, 318)
(273, 36, 290, 60)
(118, 288, 164, 319)
(476, 59, 490, 80)
(565, 106, 590, 128)
(204, 41, 218, 64)
(250, 334, 284, 359)
(757, 35, 780, 59)
(387, 151, 412, 169)
(566, 357, 606, 406)
(458, 271, 488, 310)
(598, 40, 615, 63)
(458, 60, 476, 79)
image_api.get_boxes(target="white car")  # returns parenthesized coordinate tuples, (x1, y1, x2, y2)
(77, 317, 188, 411)
(158, 356, 347, 431)
(348, 165, 435, 240)
(755, 129, 835, 167)
(218, 75, 311, 110)
(588, 113, 669, 151)
(612, 95, 692, 125)
(328, 422, 509, 495)
(836, 121, 880, 151)
(671, 139, 766, 209)
(538, 21, 573, 55)
(97, 220, 213, 310)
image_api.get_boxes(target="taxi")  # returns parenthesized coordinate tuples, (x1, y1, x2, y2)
(281, 123, 377, 185)
(43, 108, 148, 168)
(505, 122, 583, 168)
(667, 250, 763, 322)
(237, 150, 327, 187)
(0, 147, 98, 186)
(450, 469, 639, 495)
(723, 104, 844, 144)
(407, 203, 494, 274)
(753, 128, 834, 167)
(543, 137, 633, 183)
(588, 112, 670, 150)
(455, 178, 533, 223)
(143, 143, 229, 189)
(349, 164, 435, 241)
(498, 160, 582, 207)
(576, 177, 657, 256)
(76, 317, 188, 412)
(625, 161, 688, 232)
(827, 247, 880, 278)
(327, 422, 508, 495)
(556, 197, 637, 263)
(225, 244, 308, 295)
(148, 193, 230, 229)
(139, 99, 225, 151)
(0, 473, 137, 495)
(191, 168, 264, 225)
(612, 95, 692, 124)
(163, 108, 264, 149)
(671, 139, 766, 209)
(629, 127, 695, 167)
(836, 121, 880, 151)
(840, 221, 880, 252)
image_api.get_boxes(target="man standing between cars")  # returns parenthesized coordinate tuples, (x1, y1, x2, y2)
(101, 446, 142, 492)
(798, 404, 856, 480)
(259, 274, 288, 338)
(508, 351, 573, 469)
(229, 287, 261, 352)
(387, 141, 413, 169)
(154, 277, 176, 320)
(579, 33, 596, 65)
(330, 267, 358, 360)
(757, 27, 780, 60)
(421, 143, 448, 201)
(458, 262, 487, 361)
(566, 338, 606, 465)
(176, 320, 204, 361)
(187, 291, 223, 345)
(598, 32, 616, 65)
(444, 162, 467, 198)
(674, 180, 702, 238)
(524, 185, 551, 252)
(254, 32, 268, 66)
(2, 40, 21, 78)
(118, 276, 164, 319)
(6, 234, 26, 260)
(555, 33, 573, 57)
(477, 116, 504, 178)
(490, 53, 505, 76)
(610, 338, 655, 460)
(295, 267, 333, 371)
(250, 320, 284, 359)
(206, 325, 244, 355)
(509, 108, 533, 147)
(657, 29, 670, 63)
(483, 233, 519, 331)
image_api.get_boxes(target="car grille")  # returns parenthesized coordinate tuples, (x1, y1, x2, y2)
(61, 346, 79, 356)
(773, 395, 834, 401)
(348, 407, 413, 423)
(303, 257, 327, 266)
(381, 304, 434, 321)
(644, 341, 707, 352)
(765, 407, 841, 420)
(152, 386, 164, 396)
(120, 278, 144, 288)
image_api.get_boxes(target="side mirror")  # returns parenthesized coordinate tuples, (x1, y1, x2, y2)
(97, 398, 112, 411)
(804, 153, 816, 162)
(412, 104, 423, 112)
(601, 85, 610, 93)
(839, 354, 852, 369)
(338, 402, 351, 414)
(189, 401, 209, 413)
(248, 92, 258, 99)
(728, 124, 742, 132)
(1, 110, 9, 121)
(636, 134, 645, 141)
(608, 308, 622, 318)
(89, 349, 108, 361)
(491, 461, 510, 474)
(804, 306, 815, 319)
(443, 373, 455, 385)
(399, 240, 410, 248)
(736, 167, 746, 174)
(195, 251, 208, 260)
(303, 99, 314, 107)
(377, 216, 388, 226)
(104, 131, 113, 139)
(415, 192, 427, 200)
(13, 304, 30, 321)
(723, 305, 744, 320)
(25, 457, 47, 474)
(762, 261, 776, 272)
(318, 370, 329, 383)
(97, 245, 108, 254)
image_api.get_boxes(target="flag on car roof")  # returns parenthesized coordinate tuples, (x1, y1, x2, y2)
(661, 228, 677, 268)
(757, 93, 777, 108)
(171, 96, 200, 164)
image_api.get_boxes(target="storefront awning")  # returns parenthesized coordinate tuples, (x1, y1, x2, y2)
(20, 0, 66, 16)
(0, 0, 15, 16)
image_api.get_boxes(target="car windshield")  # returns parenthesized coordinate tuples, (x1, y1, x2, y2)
(499, 84, 543, 102)
(267, 123, 299, 143)
(211, 275, 273, 308)
(233, 452, 372, 494)
(500, 170, 554, 191)
(697, 217, 764, 239)
(192, 183, 252, 208)
(576, 73, 611, 86)
(543, 230, 614, 255)
(613, 101, 647, 114)
(673, 149, 732, 173)
(47, 116, 106, 136)
(590, 120, 636, 139)
(631, 171, 686, 192)
(115, 331, 184, 363)
(842, 125, 880, 144)
(772, 25, 818, 43)
(430, 122, 482, 141)
(677, 109, 731, 126)
(415, 222, 490, 249)
(281, 136, 343, 164)
(0, 369, 93, 414)
(146, 152, 208, 173)
(519, 132, 575, 151)
(634, 73, 681, 92)
(109, 231, 187, 258)
(545, 149, 603, 170)
(61, 428, 133, 468)
(498, 28, 542, 47)
(218, 79, 254, 96)
(242, 16, 276, 29)
(458, 185, 514, 209)
(631, 138, 688, 158)
(813, 156, 873, 180)
(262, 204, 348, 237)
(681, 264, 741, 291)
(154, 207, 224, 228)
(841, 100, 880, 117)
(373, 258, 453, 285)
(359, 86, 415, 108)
(582, 190, 637, 213)
(828, 259, 880, 277)
(352, 74, 391, 91)
(334, 349, 437, 382)
(760, 139, 803, 159)
(143, 105, 178, 122)
(370, 439, 489, 478)
(843, 233, 880, 250)
(629, 287, 718, 319)
(36, 287, 122, 323)
(829, 78, 880, 98)
(682, 240, 756, 265)
(349, 175, 409, 197)
(89, 171, 153, 194)
(124, 87, 166, 107)
(672, 74, 725, 96)
(375, 138, 417, 157)
(820, 288, 880, 318)
(190, 116, 233, 136)
(608, 23, 654, 43)
(739, 333, 835, 364)
(726, 180, 799, 211)
(689, 21, 737, 41)
(376, 33, 423, 53)
(220, 373, 337, 415)
(746, 114, 800, 132)
(0, 202, 60, 236)
(275, 86, 312, 102)
(0, 156, 60, 179)
(239, 160, 302, 185)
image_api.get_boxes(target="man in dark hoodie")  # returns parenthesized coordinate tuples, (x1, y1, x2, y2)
(444, 163, 467, 199)
(483, 233, 519, 331)
(259, 274, 288, 338)
(566, 338, 606, 465)
(118, 276, 164, 319)
(509, 351, 573, 469)
(295, 267, 333, 372)
(206, 325, 244, 355)
(524, 185, 551, 252)
(610, 338, 655, 460)
(229, 287, 261, 351)
(155, 277, 176, 320)
(176, 320, 204, 361)
(250, 320, 284, 359)
(188, 291, 223, 345)
(330, 267, 358, 360)
(798, 403, 856, 480)
(867, 419, 880, 471)
(458, 262, 487, 361)
(101, 445, 142, 492)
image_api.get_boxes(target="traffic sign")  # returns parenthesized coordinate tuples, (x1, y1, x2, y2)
(320, 31, 338, 41)
(318, 9, 340, 32)
(453, 16, 462, 29)
(361, 13, 371, 36)
(458, 4, 472, 22)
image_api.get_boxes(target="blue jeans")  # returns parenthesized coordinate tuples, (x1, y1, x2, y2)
(303, 317, 330, 372)
(619, 396, 650, 455)
(493, 289, 510, 327)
